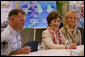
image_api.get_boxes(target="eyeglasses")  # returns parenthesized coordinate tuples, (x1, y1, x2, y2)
(69, 17, 76, 19)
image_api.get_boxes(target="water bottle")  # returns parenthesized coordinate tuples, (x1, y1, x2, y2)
(38, 43, 45, 51)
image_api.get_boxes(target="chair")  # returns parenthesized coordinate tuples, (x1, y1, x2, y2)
(24, 41, 41, 52)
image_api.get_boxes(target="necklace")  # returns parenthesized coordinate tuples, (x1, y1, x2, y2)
(64, 26, 78, 43)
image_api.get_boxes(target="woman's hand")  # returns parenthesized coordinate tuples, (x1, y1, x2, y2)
(65, 45, 68, 49)
(69, 43, 76, 49)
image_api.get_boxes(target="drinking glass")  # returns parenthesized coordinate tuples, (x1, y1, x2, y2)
(65, 40, 72, 49)
(38, 43, 45, 56)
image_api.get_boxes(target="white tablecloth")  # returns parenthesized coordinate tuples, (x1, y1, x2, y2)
(14, 45, 84, 56)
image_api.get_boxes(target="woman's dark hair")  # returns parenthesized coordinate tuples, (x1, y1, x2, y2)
(47, 11, 61, 26)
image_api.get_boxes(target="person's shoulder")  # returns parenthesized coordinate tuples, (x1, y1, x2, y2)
(60, 26, 65, 30)
(77, 29, 81, 33)
(42, 29, 49, 34)
(1, 28, 10, 37)
(1, 28, 12, 41)
(59, 26, 66, 33)
(1, 30, 12, 48)
(59, 30, 65, 36)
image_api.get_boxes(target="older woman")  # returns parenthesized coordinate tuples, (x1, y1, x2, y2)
(42, 11, 76, 49)
(60, 9, 82, 45)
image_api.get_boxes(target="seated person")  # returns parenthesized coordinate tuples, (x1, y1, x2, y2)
(41, 11, 76, 49)
(1, 9, 31, 56)
(60, 9, 82, 45)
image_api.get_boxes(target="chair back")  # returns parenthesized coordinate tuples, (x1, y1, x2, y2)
(25, 41, 41, 52)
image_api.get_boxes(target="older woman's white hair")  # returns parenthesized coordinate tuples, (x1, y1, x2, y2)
(62, 9, 79, 27)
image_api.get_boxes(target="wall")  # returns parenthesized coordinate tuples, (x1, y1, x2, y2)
(20, 29, 34, 46)
(35, 28, 46, 42)
(20, 28, 46, 47)
(56, 1, 69, 19)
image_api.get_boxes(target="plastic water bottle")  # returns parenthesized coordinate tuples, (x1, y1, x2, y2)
(38, 43, 45, 56)
(38, 43, 45, 51)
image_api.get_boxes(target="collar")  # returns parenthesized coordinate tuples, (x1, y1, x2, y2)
(66, 25, 76, 32)
(65, 25, 78, 36)
(7, 25, 20, 36)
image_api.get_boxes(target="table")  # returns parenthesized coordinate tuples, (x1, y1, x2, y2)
(14, 45, 84, 56)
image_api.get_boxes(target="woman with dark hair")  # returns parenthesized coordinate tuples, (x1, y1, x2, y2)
(41, 11, 76, 49)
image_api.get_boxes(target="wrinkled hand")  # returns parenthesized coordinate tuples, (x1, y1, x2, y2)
(65, 45, 68, 49)
(69, 43, 76, 49)
(20, 46, 31, 54)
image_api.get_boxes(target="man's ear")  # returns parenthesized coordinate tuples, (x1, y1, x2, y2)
(10, 16, 15, 22)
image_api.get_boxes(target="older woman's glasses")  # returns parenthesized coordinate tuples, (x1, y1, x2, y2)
(69, 17, 76, 19)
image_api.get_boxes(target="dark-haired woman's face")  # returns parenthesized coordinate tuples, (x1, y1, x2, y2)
(50, 17, 61, 31)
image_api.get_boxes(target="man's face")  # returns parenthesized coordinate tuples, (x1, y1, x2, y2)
(14, 12, 25, 30)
